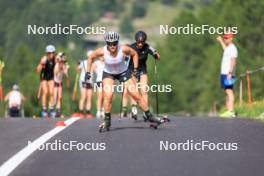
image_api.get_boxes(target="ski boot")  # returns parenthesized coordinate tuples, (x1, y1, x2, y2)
(121, 107, 128, 119)
(48, 109, 56, 118)
(131, 105, 138, 120)
(96, 110, 104, 119)
(99, 113, 111, 132)
(143, 111, 163, 129)
(55, 109, 61, 118)
(40, 109, 48, 118)
(96, 111, 101, 119)
(101, 109, 105, 118)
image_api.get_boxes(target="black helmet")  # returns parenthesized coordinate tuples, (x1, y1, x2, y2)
(135, 31, 147, 42)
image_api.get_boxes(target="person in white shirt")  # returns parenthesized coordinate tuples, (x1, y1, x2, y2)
(4, 84, 26, 117)
(76, 51, 94, 118)
(54, 52, 69, 117)
(217, 32, 238, 117)
(92, 58, 105, 118)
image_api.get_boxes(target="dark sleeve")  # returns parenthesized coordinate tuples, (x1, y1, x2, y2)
(147, 44, 158, 58)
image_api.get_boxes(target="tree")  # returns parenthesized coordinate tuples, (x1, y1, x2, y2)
(131, 0, 149, 19)
(120, 15, 134, 36)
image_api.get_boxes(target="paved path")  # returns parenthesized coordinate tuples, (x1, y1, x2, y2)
(0, 116, 264, 176)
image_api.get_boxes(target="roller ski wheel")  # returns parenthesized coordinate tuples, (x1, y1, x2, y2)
(131, 113, 137, 121)
(146, 115, 169, 129)
(149, 116, 171, 129)
(55, 112, 64, 118)
(149, 123, 159, 129)
(145, 115, 162, 124)
(159, 115, 170, 123)
(149, 118, 168, 129)
(143, 115, 148, 122)
(99, 122, 110, 133)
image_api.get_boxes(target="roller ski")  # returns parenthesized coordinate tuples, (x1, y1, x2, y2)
(158, 115, 171, 122)
(99, 114, 111, 133)
(40, 109, 48, 118)
(149, 116, 170, 129)
(48, 109, 56, 118)
(151, 57, 172, 126)
(99, 122, 110, 132)
(55, 113, 64, 118)
(143, 111, 165, 129)
(55, 109, 64, 118)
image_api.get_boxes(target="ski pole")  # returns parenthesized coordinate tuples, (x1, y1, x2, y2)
(0, 85, 3, 102)
(154, 58, 159, 116)
(119, 83, 125, 120)
(0, 60, 4, 101)
(37, 80, 42, 101)
(72, 73, 79, 101)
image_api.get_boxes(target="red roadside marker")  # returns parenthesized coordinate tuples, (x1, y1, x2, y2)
(55, 121, 66, 127)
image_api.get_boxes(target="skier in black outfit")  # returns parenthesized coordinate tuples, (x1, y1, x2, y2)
(122, 31, 160, 120)
(36, 45, 57, 117)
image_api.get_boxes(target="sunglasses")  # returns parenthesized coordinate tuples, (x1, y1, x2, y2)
(106, 41, 118, 47)
(136, 41, 145, 45)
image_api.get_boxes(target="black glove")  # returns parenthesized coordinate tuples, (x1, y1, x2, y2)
(85, 72, 91, 82)
(133, 69, 140, 82)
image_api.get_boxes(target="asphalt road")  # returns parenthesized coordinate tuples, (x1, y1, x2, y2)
(1, 116, 264, 176)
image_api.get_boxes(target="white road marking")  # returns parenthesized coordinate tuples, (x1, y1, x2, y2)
(0, 117, 80, 176)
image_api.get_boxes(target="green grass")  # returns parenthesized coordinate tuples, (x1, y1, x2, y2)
(234, 100, 264, 120)
(217, 100, 264, 121)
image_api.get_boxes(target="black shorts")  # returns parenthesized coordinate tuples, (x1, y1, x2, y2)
(102, 70, 132, 83)
(54, 82, 62, 87)
(128, 66, 147, 76)
(41, 79, 54, 82)
(81, 82, 93, 89)
(95, 82, 102, 88)
(138, 67, 147, 75)
(42, 74, 54, 81)
(9, 107, 20, 117)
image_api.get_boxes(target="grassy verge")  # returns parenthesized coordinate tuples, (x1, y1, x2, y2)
(234, 100, 264, 120)
(216, 100, 264, 121)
